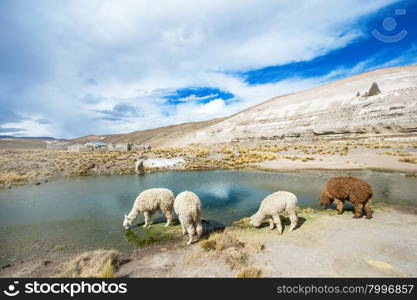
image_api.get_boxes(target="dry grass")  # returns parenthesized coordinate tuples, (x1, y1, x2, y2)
(0, 172, 26, 185)
(99, 259, 116, 278)
(398, 157, 417, 164)
(232, 217, 252, 229)
(236, 267, 264, 278)
(200, 230, 266, 270)
(58, 249, 119, 278)
(0, 148, 149, 187)
(247, 240, 264, 253)
(200, 231, 256, 270)
(2, 140, 416, 188)
(224, 247, 247, 270)
(200, 231, 243, 251)
(281, 155, 315, 162)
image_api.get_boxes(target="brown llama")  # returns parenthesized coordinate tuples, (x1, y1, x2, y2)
(320, 176, 373, 219)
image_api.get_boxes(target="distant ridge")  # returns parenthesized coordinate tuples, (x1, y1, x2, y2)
(0, 135, 58, 140)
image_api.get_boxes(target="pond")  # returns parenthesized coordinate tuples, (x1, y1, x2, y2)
(0, 170, 416, 265)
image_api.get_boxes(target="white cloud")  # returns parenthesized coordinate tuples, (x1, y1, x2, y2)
(177, 94, 218, 102)
(0, 0, 400, 138)
(197, 99, 227, 115)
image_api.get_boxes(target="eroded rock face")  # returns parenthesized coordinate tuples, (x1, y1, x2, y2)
(367, 82, 381, 97)
(173, 66, 417, 145)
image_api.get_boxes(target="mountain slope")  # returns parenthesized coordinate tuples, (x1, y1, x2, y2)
(170, 65, 417, 146)
(70, 117, 226, 147)
(70, 65, 417, 147)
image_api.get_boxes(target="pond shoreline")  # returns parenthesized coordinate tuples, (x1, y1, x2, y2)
(1, 141, 417, 189)
(2, 204, 417, 278)
(2, 163, 417, 190)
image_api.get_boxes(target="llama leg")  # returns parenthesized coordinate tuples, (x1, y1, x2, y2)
(269, 218, 275, 230)
(143, 211, 153, 227)
(164, 209, 174, 227)
(272, 214, 283, 234)
(353, 202, 363, 218)
(334, 198, 344, 215)
(186, 224, 196, 245)
(179, 216, 187, 235)
(288, 211, 298, 232)
(196, 218, 203, 238)
(364, 200, 373, 219)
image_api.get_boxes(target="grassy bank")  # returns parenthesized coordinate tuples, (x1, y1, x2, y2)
(1, 140, 417, 188)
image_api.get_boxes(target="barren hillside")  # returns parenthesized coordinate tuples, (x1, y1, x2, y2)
(70, 118, 226, 147)
(171, 65, 417, 146)
(69, 65, 417, 147)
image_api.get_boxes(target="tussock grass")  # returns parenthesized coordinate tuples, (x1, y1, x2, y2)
(200, 239, 217, 251)
(232, 217, 252, 229)
(99, 259, 116, 278)
(398, 157, 417, 164)
(59, 249, 119, 278)
(200, 231, 243, 251)
(224, 247, 247, 270)
(200, 231, 261, 270)
(236, 267, 264, 278)
(247, 240, 264, 253)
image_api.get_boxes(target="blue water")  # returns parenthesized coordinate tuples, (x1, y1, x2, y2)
(0, 170, 416, 265)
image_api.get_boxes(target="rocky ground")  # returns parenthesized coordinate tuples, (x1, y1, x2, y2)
(2, 205, 416, 278)
(1, 140, 416, 189)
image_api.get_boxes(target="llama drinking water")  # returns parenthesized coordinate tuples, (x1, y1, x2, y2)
(123, 188, 175, 229)
(250, 191, 298, 234)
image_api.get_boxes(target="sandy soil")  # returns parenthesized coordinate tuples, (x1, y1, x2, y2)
(115, 207, 417, 278)
(256, 148, 417, 172)
(249, 207, 417, 277)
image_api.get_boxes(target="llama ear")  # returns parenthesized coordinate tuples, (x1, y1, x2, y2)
(124, 214, 127, 218)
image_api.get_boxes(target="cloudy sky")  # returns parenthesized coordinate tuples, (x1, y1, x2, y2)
(1, 0, 416, 138)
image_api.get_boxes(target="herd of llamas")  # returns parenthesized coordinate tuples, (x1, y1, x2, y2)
(123, 174, 373, 244)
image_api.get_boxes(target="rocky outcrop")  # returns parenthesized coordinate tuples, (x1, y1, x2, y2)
(366, 82, 381, 97)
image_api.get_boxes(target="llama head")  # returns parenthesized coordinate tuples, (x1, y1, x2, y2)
(320, 193, 332, 208)
(123, 214, 132, 229)
(249, 212, 263, 228)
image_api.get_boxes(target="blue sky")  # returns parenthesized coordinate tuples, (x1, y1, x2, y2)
(0, 0, 416, 138)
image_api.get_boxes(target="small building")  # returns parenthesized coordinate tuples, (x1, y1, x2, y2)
(84, 141, 107, 150)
